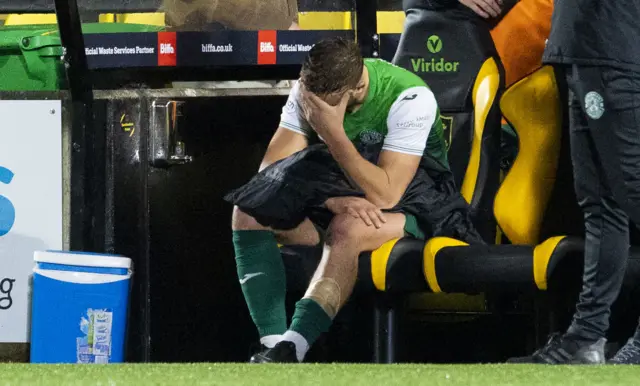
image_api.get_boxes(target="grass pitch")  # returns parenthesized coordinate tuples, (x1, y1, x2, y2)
(0, 363, 639, 386)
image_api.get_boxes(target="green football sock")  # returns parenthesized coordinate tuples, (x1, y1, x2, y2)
(289, 298, 333, 347)
(233, 230, 287, 338)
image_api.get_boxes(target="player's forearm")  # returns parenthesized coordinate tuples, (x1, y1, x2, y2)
(324, 134, 397, 209)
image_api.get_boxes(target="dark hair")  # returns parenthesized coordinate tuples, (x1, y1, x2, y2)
(300, 37, 364, 95)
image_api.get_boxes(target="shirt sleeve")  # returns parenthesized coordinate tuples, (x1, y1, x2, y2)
(383, 86, 438, 156)
(279, 81, 312, 137)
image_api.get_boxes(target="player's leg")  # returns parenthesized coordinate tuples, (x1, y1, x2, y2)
(232, 206, 320, 349)
(252, 213, 407, 363)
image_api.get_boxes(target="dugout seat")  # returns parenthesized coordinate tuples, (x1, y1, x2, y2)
(422, 65, 582, 291)
(364, 63, 579, 293)
(281, 8, 583, 364)
(357, 7, 585, 359)
(391, 7, 504, 242)
(357, 64, 584, 362)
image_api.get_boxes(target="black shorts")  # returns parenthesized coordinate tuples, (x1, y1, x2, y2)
(224, 143, 483, 244)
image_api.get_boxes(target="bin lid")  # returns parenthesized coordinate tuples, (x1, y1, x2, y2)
(0, 25, 60, 51)
(34, 250, 132, 269)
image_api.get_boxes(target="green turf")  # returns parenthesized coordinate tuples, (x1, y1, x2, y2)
(1, 364, 639, 386)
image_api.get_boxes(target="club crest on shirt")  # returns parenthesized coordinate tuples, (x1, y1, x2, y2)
(585, 91, 604, 120)
(359, 130, 384, 145)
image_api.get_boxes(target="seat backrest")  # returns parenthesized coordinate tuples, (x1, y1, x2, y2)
(391, 8, 504, 242)
(494, 65, 562, 245)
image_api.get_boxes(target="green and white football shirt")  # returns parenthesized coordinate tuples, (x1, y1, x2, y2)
(280, 58, 449, 169)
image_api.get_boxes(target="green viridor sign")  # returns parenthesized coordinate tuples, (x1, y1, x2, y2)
(411, 35, 460, 74)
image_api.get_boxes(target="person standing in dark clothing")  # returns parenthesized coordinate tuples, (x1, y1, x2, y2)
(508, 1, 640, 365)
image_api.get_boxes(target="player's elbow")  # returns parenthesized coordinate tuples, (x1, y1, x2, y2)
(368, 193, 401, 210)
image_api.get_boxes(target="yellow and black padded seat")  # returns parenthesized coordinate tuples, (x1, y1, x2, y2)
(357, 8, 505, 295)
(422, 65, 583, 295)
(390, 7, 504, 241)
(361, 65, 584, 363)
(357, 9, 506, 363)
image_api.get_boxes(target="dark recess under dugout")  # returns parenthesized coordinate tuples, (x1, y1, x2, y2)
(98, 91, 640, 364)
(101, 92, 539, 363)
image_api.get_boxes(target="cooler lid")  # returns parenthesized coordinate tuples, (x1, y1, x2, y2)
(34, 250, 132, 269)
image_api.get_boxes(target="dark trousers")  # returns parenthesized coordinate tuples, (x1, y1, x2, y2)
(562, 64, 640, 341)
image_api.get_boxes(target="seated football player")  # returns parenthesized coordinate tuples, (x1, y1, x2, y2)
(225, 37, 483, 363)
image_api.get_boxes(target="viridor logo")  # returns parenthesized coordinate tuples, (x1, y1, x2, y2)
(411, 35, 460, 73)
(427, 35, 442, 54)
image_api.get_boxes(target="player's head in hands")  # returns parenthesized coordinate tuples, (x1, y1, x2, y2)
(299, 37, 369, 110)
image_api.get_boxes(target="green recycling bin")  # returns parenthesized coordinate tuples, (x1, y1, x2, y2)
(0, 23, 164, 91)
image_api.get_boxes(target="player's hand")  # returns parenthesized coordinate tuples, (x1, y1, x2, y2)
(325, 196, 387, 229)
(299, 86, 350, 141)
(459, 0, 502, 18)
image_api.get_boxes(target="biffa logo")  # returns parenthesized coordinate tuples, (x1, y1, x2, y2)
(258, 31, 277, 65)
(160, 43, 175, 55)
(158, 32, 177, 66)
(260, 42, 275, 53)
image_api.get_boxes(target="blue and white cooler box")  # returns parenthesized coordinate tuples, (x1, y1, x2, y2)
(30, 251, 133, 364)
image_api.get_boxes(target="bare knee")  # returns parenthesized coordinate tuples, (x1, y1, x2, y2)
(231, 206, 269, 231)
(276, 219, 321, 246)
(326, 212, 406, 253)
(325, 214, 365, 252)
